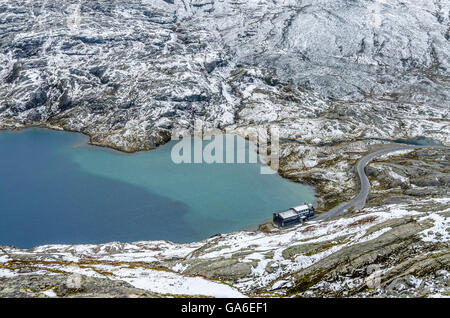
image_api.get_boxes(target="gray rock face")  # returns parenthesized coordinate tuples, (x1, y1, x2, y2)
(0, 274, 160, 298)
(183, 258, 257, 281)
(367, 148, 450, 205)
(288, 217, 450, 297)
(1, 0, 449, 151)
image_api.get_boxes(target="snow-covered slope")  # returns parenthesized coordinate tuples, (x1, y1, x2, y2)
(1, 0, 449, 151)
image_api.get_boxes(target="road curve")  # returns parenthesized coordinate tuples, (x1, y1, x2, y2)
(315, 144, 449, 221)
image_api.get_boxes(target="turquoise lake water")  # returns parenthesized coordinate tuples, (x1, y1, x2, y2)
(0, 128, 315, 248)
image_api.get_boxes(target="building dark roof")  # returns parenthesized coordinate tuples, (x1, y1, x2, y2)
(275, 210, 298, 220)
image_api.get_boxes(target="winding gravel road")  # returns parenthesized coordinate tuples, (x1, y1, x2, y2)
(315, 144, 449, 221)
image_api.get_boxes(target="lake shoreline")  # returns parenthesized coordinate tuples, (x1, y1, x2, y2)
(0, 127, 316, 248)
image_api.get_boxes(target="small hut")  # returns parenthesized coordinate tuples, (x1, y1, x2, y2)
(273, 203, 315, 227)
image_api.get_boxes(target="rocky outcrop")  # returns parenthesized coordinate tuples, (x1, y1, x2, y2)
(288, 217, 449, 297)
(367, 148, 450, 206)
(0, 274, 160, 298)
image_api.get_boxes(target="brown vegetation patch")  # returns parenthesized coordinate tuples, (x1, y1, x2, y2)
(301, 225, 316, 233)
(348, 216, 378, 227)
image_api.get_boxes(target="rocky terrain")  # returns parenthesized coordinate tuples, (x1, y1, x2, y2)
(0, 0, 449, 297)
(1, 0, 449, 149)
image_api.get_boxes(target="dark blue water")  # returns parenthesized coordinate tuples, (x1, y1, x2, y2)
(0, 129, 315, 248)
